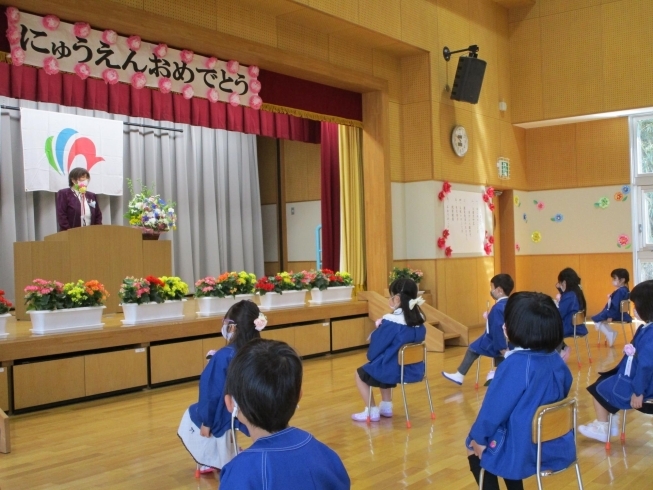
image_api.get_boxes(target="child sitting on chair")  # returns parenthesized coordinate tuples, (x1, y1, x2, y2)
(466, 292, 575, 490)
(555, 267, 587, 361)
(579, 279, 653, 442)
(219, 339, 350, 489)
(442, 274, 514, 385)
(351, 278, 426, 422)
(177, 300, 267, 474)
(591, 268, 631, 347)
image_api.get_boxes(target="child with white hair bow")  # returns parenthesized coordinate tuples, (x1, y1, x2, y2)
(352, 278, 426, 422)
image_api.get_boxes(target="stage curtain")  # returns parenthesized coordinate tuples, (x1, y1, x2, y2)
(0, 95, 264, 302)
(0, 63, 320, 144)
(338, 125, 366, 290)
(320, 121, 340, 271)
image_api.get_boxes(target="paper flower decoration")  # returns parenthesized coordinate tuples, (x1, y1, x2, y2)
(594, 197, 610, 209)
(551, 213, 563, 222)
(127, 35, 141, 51)
(43, 56, 60, 75)
(74, 62, 91, 80)
(42, 15, 60, 31)
(439, 181, 452, 201)
(488, 203, 495, 211)
(228, 93, 241, 107)
(249, 95, 263, 110)
(5, 7, 20, 25)
(445, 246, 453, 258)
(617, 234, 631, 249)
(180, 50, 194, 64)
(483, 242, 493, 255)
(624, 343, 636, 356)
(615, 192, 624, 201)
(226, 60, 239, 74)
(153, 43, 168, 59)
(483, 193, 490, 203)
(205, 57, 217, 69)
(515, 243, 521, 252)
(207, 88, 220, 103)
(534, 200, 545, 210)
(514, 195, 521, 207)
(10, 46, 25, 66)
(73, 22, 91, 38)
(442, 229, 450, 239)
(130, 72, 147, 89)
(158, 77, 172, 94)
(437, 237, 446, 249)
(531, 231, 542, 243)
(622, 185, 630, 194)
(523, 213, 527, 223)
(488, 235, 494, 244)
(485, 187, 495, 198)
(250, 79, 262, 94)
(182, 84, 194, 99)
(102, 68, 119, 85)
(102, 29, 118, 45)
(6, 26, 20, 46)
(248, 65, 260, 78)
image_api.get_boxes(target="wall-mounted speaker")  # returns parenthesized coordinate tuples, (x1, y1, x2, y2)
(450, 56, 487, 104)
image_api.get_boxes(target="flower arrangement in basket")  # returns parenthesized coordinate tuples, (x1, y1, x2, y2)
(308, 269, 354, 291)
(254, 271, 310, 295)
(0, 290, 13, 314)
(388, 267, 423, 285)
(24, 279, 65, 311)
(119, 276, 188, 305)
(61, 280, 109, 308)
(195, 272, 257, 298)
(125, 179, 177, 235)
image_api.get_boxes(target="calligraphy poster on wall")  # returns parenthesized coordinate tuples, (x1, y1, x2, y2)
(444, 190, 488, 254)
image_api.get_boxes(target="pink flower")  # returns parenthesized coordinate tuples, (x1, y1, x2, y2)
(486, 187, 495, 198)
(6, 26, 20, 45)
(73, 22, 91, 38)
(5, 7, 20, 25)
(438, 191, 445, 201)
(204, 57, 217, 69)
(445, 246, 453, 258)
(624, 344, 636, 356)
(43, 56, 60, 75)
(180, 50, 194, 64)
(74, 62, 91, 80)
(126, 35, 141, 51)
(515, 243, 520, 252)
(442, 229, 450, 238)
(10, 46, 25, 66)
(158, 77, 172, 94)
(488, 235, 494, 245)
(42, 14, 60, 31)
(130, 72, 147, 89)
(228, 93, 241, 107)
(618, 234, 630, 246)
(484, 242, 493, 255)
(248, 65, 259, 78)
(153, 43, 168, 59)
(482, 193, 489, 203)
(102, 68, 119, 85)
(226, 60, 239, 74)
(536, 201, 545, 210)
(250, 79, 262, 94)
(207, 88, 220, 103)
(488, 203, 495, 211)
(249, 95, 262, 110)
(102, 29, 117, 45)
(442, 181, 452, 193)
(24, 285, 38, 293)
(182, 84, 194, 99)
(437, 237, 446, 249)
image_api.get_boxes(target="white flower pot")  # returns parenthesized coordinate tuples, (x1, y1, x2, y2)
(309, 286, 354, 305)
(121, 300, 186, 325)
(0, 313, 11, 338)
(197, 294, 255, 317)
(257, 290, 307, 310)
(28, 306, 105, 335)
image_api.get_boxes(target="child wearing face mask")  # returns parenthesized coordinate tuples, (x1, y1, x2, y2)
(177, 300, 267, 474)
(442, 274, 514, 386)
(591, 268, 631, 347)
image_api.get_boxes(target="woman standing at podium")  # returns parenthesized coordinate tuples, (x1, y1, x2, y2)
(55, 168, 103, 231)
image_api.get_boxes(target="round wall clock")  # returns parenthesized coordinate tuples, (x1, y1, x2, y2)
(451, 125, 468, 157)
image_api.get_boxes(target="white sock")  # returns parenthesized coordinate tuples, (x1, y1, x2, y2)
(379, 401, 393, 410)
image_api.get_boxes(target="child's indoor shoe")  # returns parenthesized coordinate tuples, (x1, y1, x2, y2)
(351, 407, 380, 422)
(578, 419, 619, 441)
(198, 465, 214, 474)
(379, 401, 393, 418)
(607, 330, 617, 348)
(442, 371, 464, 385)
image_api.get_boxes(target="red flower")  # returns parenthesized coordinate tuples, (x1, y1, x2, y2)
(438, 191, 446, 201)
(437, 237, 446, 249)
(482, 193, 489, 203)
(486, 187, 495, 198)
(146, 276, 164, 287)
(488, 203, 496, 211)
(442, 181, 452, 193)
(488, 235, 494, 244)
(445, 246, 453, 257)
(321, 269, 334, 276)
(484, 243, 493, 255)
(442, 229, 450, 239)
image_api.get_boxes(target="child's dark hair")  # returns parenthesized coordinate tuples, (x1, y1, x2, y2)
(389, 278, 423, 326)
(491, 274, 514, 296)
(629, 280, 653, 322)
(557, 267, 586, 312)
(611, 268, 630, 285)
(68, 167, 90, 187)
(505, 292, 563, 352)
(224, 300, 261, 350)
(225, 338, 302, 433)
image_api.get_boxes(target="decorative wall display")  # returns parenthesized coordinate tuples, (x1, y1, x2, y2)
(531, 231, 542, 243)
(594, 197, 610, 209)
(534, 200, 545, 210)
(550, 214, 563, 222)
(617, 234, 631, 249)
(6, 8, 261, 108)
(438, 181, 452, 201)
(444, 189, 489, 255)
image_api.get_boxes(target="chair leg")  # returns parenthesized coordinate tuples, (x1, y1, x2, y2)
(621, 410, 627, 443)
(583, 335, 592, 364)
(367, 386, 373, 425)
(629, 322, 634, 339)
(606, 413, 613, 450)
(573, 335, 581, 368)
(478, 468, 484, 490)
(575, 462, 584, 490)
(401, 382, 410, 428)
(621, 322, 628, 345)
(474, 356, 481, 390)
(195, 464, 200, 479)
(424, 378, 436, 420)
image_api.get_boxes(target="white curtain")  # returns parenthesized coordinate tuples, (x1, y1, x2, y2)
(0, 96, 264, 303)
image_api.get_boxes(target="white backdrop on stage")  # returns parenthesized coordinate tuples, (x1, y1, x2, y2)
(0, 96, 264, 303)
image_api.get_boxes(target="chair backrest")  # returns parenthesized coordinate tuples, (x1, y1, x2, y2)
(621, 300, 630, 315)
(398, 342, 425, 366)
(572, 311, 585, 327)
(531, 398, 576, 444)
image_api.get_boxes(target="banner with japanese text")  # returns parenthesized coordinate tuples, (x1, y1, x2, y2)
(21, 108, 124, 195)
(6, 8, 262, 109)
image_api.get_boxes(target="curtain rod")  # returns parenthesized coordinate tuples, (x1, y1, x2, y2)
(0, 105, 183, 133)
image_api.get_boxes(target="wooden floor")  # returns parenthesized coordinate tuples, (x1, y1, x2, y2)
(1, 328, 652, 489)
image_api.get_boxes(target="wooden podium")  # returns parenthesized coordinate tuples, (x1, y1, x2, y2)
(13, 226, 172, 320)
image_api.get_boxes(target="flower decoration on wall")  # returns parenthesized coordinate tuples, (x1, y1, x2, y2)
(101, 29, 118, 45)
(615, 185, 629, 202)
(617, 234, 631, 249)
(594, 197, 610, 209)
(514, 195, 521, 207)
(180, 50, 194, 64)
(483, 231, 494, 255)
(445, 246, 453, 258)
(523, 213, 527, 223)
(74, 62, 91, 80)
(550, 213, 564, 222)
(73, 22, 91, 38)
(43, 56, 60, 75)
(531, 231, 542, 243)
(10, 46, 25, 66)
(6, 26, 20, 45)
(515, 243, 521, 252)
(615, 192, 624, 201)
(6, 7, 20, 25)
(102, 68, 119, 85)
(130, 72, 147, 89)
(158, 77, 172, 94)
(438, 181, 452, 201)
(483, 187, 495, 211)
(533, 200, 545, 210)
(205, 57, 218, 69)
(226, 60, 240, 74)
(153, 43, 168, 59)
(437, 229, 450, 250)
(622, 185, 630, 194)
(42, 14, 60, 31)
(126, 35, 141, 51)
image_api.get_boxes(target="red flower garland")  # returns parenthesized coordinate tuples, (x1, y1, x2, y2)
(438, 181, 452, 201)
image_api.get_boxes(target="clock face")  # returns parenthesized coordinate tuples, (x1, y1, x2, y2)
(451, 125, 468, 157)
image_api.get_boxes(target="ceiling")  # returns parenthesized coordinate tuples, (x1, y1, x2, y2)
(492, 0, 536, 7)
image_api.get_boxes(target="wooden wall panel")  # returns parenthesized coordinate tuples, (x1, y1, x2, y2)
(14, 357, 85, 410)
(442, 258, 481, 327)
(277, 19, 330, 62)
(358, 0, 401, 40)
(294, 322, 331, 356)
(508, 17, 543, 123)
(332, 317, 374, 350)
(476, 257, 496, 326)
(85, 349, 148, 396)
(283, 141, 321, 203)
(257, 137, 279, 206)
(0, 368, 8, 412)
(142, 242, 172, 278)
(150, 340, 204, 384)
(143, 0, 217, 30)
(526, 125, 577, 189)
(576, 118, 630, 187)
(261, 327, 295, 347)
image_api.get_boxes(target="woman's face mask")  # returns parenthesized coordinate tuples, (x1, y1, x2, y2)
(222, 320, 236, 341)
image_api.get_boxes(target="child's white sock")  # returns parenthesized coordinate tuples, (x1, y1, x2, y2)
(379, 401, 393, 416)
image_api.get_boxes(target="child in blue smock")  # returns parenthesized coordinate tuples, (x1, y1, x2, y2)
(592, 268, 631, 347)
(220, 339, 350, 490)
(177, 300, 267, 474)
(442, 274, 514, 385)
(579, 279, 653, 442)
(466, 292, 575, 490)
(351, 278, 426, 422)
(555, 268, 587, 360)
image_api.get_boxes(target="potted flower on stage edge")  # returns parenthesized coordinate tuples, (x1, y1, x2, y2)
(120, 275, 188, 325)
(125, 179, 177, 240)
(195, 272, 257, 317)
(254, 272, 308, 310)
(308, 269, 354, 305)
(25, 279, 108, 334)
(0, 290, 13, 337)
(388, 267, 425, 293)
